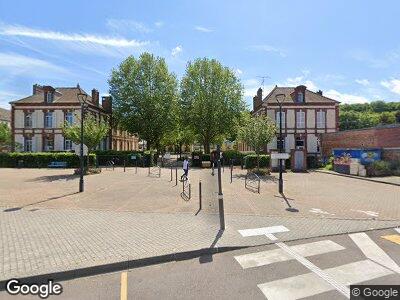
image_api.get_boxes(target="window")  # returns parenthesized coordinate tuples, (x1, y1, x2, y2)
(296, 111, 305, 128)
(44, 112, 53, 128)
(65, 112, 73, 125)
(277, 137, 285, 151)
(44, 137, 54, 151)
(24, 137, 32, 152)
(24, 113, 32, 128)
(276, 111, 286, 128)
(297, 92, 304, 103)
(295, 137, 305, 149)
(46, 92, 54, 103)
(317, 110, 326, 128)
(64, 139, 73, 151)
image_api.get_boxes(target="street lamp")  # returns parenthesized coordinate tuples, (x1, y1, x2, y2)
(77, 86, 88, 193)
(275, 93, 285, 194)
(216, 144, 225, 230)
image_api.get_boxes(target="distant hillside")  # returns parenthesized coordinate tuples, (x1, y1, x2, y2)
(339, 101, 400, 130)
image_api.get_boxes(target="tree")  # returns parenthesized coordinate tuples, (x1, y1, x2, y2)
(180, 58, 245, 153)
(109, 52, 179, 151)
(238, 115, 276, 170)
(62, 114, 109, 168)
(0, 123, 11, 151)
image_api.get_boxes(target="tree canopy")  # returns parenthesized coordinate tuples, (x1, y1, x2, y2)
(109, 52, 179, 151)
(0, 123, 11, 151)
(180, 58, 245, 153)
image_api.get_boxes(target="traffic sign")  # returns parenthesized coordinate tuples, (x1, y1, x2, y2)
(271, 153, 290, 160)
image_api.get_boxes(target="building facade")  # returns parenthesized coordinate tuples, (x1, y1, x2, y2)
(10, 84, 138, 152)
(240, 85, 340, 156)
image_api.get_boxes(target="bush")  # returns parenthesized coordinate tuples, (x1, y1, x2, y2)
(0, 152, 96, 168)
(201, 154, 210, 162)
(222, 150, 249, 166)
(244, 154, 270, 169)
(368, 160, 392, 176)
(94, 150, 145, 167)
(249, 168, 270, 176)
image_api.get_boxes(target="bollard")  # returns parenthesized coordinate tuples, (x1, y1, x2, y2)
(135, 160, 138, 174)
(199, 180, 202, 211)
(148, 166, 150, 176)
(230, 164, 233, 183)
(112, 160, 115, 171)
(170, 166, 173, 181)
(175, 166, 178, 186)
(124, 159, 126, 172)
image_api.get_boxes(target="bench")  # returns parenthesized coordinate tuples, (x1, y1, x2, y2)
(48, 161, 68, 168)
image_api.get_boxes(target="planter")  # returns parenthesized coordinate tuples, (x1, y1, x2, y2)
(201, 161, 211, 168)
(334, 163, 350, 174)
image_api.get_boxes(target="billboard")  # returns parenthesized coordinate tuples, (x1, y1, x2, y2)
(332, 148, 382, 165)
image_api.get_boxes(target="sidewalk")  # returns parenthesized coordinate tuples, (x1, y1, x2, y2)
(1, 207, 399, 285)
(315, 169, 400, 186)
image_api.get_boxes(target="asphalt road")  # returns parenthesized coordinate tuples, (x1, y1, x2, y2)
(2, 228, 399, 300)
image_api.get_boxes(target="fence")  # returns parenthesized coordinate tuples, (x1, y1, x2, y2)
(181, 178, 191, 201)
(148, 165, 161, 177)
(245, 172, 261, 193)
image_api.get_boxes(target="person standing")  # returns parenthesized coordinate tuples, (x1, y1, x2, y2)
(181, 156, 189, 181)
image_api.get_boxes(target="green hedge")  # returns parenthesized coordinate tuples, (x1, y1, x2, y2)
(0, 152, 96, 168)
(223, 150, 255, 166)
(93, 150, 155, 167)
(244, 154, 270, 169)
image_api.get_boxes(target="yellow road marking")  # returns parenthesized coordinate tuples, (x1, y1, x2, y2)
(120, 272, 128, 300)
(381, 235, 400, 245)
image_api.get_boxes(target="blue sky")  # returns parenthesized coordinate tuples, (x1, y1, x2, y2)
(1, 0, 400, 109)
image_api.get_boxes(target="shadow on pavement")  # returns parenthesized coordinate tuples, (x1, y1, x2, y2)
(274, 193, 300, 213)
(199, 229, 224, 264)
(27, 173, 79, 183)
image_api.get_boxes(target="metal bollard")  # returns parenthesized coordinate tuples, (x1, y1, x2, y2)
(148, 166, 150, 176)
(170, 166, 173, 181)
(124, 159, 126, 172)
(175, 166, 178, 186)
(230, 164, 233, 183)
(199, 180, 202, 211)
(135, 160, 138, 174)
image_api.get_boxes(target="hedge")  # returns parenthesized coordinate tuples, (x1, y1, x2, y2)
(222, 150, 255, 166)
(93, 150, 155, 167)
(0, 152, 96, 168)
(244, 154, 270, 169)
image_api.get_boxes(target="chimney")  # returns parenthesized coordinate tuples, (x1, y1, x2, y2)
(102, 96, 112, 113)
(252, 87, 263, 111)
(33, 84, 43, 95)
(317, 90, 323, 96)
(257, 87, 262, 101)
(91, 89, 99, 106)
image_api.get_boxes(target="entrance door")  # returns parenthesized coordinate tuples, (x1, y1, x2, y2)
(294, 150, 304, 170)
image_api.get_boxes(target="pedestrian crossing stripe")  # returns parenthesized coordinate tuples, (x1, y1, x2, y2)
(238, 225, 289, 241)
(381, 234, 400, 245)
(258, 260, 393, 300)
(395, 228, 400, 234)
(235, 240, 345, 269)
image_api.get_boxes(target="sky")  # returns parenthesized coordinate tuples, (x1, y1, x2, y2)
(0, 0, 400, 109)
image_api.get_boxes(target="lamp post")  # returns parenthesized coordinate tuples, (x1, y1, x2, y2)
(275, 93, 286, 194)
(77, 86, 88, 193)
(216, 144, 225, 230)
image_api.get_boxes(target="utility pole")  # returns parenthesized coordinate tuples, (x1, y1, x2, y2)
(217, 145, 225, 230)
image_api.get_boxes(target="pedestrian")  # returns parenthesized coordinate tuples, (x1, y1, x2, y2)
(180, 156, 189, 181)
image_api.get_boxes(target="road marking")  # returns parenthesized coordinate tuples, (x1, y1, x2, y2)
(395, 228, 400, 234)
(275, 242, 350, 298)
(235, 240, 345, 269)
(120, 272, 128, 300)
(258, 260, 392, 300)
(382, 234, 400, 245)
(238, 225, 289, 241)
(349, 232, 400, 274)
(309, 208, 334, 215)
(351, 209, 379, 217)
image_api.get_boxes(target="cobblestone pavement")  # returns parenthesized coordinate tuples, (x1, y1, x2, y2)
(0, 207, 399, 282)
(0, 167, 399, 220)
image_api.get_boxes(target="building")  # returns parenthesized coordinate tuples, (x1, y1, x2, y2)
(10, 84, 138, 152)
(241, 85, 340, 158)
(0, 108, 11, 126)
(320, 124, 400, 162)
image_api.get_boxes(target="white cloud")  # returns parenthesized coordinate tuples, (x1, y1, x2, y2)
(355, 79, 370, 86)
(0, 23, 148, 48)
(0, 52, 67, 73)
(235, 68, 243, 76)
(171, 45, 183, 57)
(155, 21, 164, 28)
(381, 79, 400, 95)
(194, 26, 213, 33)
(106, 19, 152, 33)
(324, 89, 368, 104)
(284, 76, 318, 91)
(247, 45, 286, 57)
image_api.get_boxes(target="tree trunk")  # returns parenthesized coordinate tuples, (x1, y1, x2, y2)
(203, 140, 210, 154)
(257, 153, 260, 172)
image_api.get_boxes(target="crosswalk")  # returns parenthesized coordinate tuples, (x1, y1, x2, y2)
(235, 227, 400, 299)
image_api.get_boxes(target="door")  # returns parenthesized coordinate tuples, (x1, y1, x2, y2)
(294, 150, 304, 170)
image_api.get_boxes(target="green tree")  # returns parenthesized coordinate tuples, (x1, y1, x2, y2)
(62, 114, 109, 168)
(109, 52, 179, 151)
(238, 115, 276, 170)
(180, 58, 245, 153)
(0, 123, 11, 151)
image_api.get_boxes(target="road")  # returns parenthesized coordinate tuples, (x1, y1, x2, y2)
(2, 228, 399, 299)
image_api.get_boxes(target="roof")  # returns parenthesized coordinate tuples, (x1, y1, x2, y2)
(262, 86, 340, 104)
(0, 108, 10, 122)
(10, 87, 95, 105)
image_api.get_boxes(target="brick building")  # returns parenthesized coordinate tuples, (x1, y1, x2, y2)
(320, 124, 400, 161)
(240, 85, 340, 157)
(10, 84, 138, 152)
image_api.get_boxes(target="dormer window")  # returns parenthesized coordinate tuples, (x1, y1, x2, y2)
(297, 92, 304, 103)
(46, 92, 54, 103)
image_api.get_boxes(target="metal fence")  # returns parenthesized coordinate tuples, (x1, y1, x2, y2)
(148, 165, 161, 177)
(245, 172, 261, 193)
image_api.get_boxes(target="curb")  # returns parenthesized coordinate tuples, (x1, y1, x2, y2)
(314, 170, 400, 187)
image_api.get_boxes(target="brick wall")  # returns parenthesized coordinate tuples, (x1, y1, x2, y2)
(320, 125, 400, 157)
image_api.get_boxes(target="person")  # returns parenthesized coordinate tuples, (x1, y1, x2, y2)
(180, 156, 189, 181)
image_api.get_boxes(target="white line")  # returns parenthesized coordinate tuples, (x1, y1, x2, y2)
(265, 233, 277, 240)
(258, 260, 392, 300)
(395, 228, 400, 234)
(275, 242, 350, 298)
(238, 225, 289, 237)
(349, 232, 400, 273)
(235, 240, 345, 269)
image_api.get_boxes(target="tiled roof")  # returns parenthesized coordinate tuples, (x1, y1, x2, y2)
(263, 86, 340, 104)
(0, 108, 10, 122)
(10, 87, 94, 105)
